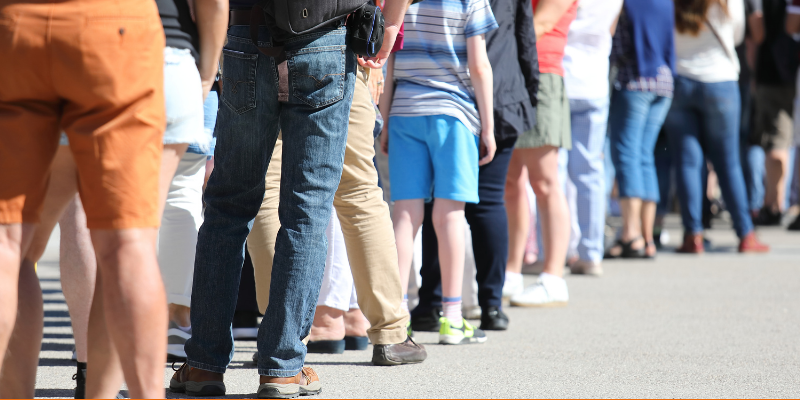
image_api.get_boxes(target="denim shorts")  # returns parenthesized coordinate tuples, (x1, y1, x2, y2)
(60, 47, 207, 149)
(187, 88, 218, 156)
(388, 114, 479, 203)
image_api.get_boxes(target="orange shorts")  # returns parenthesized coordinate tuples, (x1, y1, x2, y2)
(0, 0, 165, 229)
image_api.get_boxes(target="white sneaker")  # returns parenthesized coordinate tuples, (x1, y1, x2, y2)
(502, 272, 524, 298)
(167, 321, 191, 360)
(510, 273, 568, 307)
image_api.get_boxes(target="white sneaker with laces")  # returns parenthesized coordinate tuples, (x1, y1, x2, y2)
(510, 273, 568, 307)
(502, 272, 524, 298)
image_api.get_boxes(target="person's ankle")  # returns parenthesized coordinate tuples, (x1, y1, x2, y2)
(168, 304, 191, 327)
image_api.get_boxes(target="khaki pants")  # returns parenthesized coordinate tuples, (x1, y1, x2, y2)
(247, 67, 407, 345)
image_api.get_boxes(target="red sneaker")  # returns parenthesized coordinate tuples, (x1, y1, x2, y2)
(676, 233, 704, 254)
(738, 231, 770, 253)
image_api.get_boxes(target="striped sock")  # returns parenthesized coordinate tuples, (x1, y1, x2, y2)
(443, 296, 462, 326)
(401, 294, 409, 314)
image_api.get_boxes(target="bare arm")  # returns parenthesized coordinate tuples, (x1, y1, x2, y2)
(787, 13, 800, 35)
(748, 11, 764, 43)
(534, 0, 574, 41)
(379, 54, 395, 155)
(467, 33, 495, 166)
(192, 0, 228, 100)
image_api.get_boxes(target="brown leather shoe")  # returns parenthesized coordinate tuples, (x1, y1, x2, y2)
(676, 232, 704, 254)
(738, 231, 770, 253)
(169, 363, 226, 396)
(371, 336, 427, 366)
(257, 367, 321, 399)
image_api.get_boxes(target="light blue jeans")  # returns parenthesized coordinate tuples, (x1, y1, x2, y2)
(185, 23, 356, 377)
(561, 98, 609, 263)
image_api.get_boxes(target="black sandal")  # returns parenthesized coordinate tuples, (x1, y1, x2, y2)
(604, 237, 646, 259)
(644, 241, 657, 259)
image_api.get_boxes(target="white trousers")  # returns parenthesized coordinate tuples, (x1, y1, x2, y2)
(319, 206, 359, 311)
(158, 152, 206, 307)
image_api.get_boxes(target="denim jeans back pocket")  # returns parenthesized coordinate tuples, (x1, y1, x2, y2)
(287, 45, 347, 108)
(221, 48, 258, 114)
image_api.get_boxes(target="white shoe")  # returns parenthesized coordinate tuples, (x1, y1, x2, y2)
(510, 273, 569, 307)
(570, 259, 603, 276)
(167, 322, 191, 360)
(502, 272, 524, 298)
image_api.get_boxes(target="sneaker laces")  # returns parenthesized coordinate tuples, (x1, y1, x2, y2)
(171, 361, 182, 372)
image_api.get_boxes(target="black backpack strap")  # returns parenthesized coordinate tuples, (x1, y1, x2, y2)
(250, 3, 286, 64)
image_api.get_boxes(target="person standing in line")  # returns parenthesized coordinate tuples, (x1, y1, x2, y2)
(381, 0, 498, 345)
(605, 0, 676, 260)
(170, 2, 407, 398)
(0, 0, 168, 396)
(245, 66, 426, 363)
(504, 0, 577, 307)
(786, 0, 800, 230)
(560, 0, 623, 274)
(664, 0, 770, 254)
(754, 0, 797, 225)
(410, 0, 539, 333)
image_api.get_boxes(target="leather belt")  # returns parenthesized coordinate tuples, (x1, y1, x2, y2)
(229, 9, 256, 27)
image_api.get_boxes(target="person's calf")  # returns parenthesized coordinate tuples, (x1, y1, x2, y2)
(308, 306, 345, 341)
(0, 260, 43, 398)
(169, 304, 191, 328)
(91, 228, 167, 399)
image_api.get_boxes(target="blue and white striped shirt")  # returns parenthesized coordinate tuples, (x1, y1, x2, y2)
(390, 0, 498, 135)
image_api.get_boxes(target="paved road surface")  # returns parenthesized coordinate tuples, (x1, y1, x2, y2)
(33, 217, 800, 398)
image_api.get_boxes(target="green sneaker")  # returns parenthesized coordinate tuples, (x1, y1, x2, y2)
(438, 317, 487, 345)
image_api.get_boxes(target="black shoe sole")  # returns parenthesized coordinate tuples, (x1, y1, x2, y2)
(257, 387, 321, 399)
(169, 379, 226, 397)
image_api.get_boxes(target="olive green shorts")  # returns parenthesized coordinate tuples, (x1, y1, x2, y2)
(515, 73, 572, 150)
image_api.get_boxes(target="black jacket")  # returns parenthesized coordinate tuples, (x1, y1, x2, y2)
(485, 0, 540, 140)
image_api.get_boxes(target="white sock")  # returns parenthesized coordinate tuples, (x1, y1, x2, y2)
(505, 271, 522, 283)
(443, 297, 462, 325)
(401, 294, 409, 314)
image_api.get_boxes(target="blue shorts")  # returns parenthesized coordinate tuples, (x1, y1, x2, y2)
(388, 115, 479, 203)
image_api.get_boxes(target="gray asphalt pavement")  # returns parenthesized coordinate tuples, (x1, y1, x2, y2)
(33, 216, 800, 398)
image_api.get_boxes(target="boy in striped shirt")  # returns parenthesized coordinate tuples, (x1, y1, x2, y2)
(379, 0, 498, 345)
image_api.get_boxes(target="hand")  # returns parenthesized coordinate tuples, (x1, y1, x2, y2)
(201, 78, 214, 101)
(478, 130, 496, 166)
(361, 25, 400, 69)
(366, 66, 385, 104)
(380, 127, 389, 155)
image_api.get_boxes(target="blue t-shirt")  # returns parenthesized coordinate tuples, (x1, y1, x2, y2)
(390, 0, 498, 135)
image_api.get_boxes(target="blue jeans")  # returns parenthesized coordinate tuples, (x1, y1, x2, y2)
(608, 89, 673, 203)
(185, 23, 356, 377)
(663, 76, 753, 238)
(564, 98, 609, 262)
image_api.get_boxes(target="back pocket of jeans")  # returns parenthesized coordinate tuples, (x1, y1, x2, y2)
(287, 45, 347, 108)
(221, 48, 258, 114)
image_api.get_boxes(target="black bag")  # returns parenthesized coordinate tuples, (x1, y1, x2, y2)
(261, 0, 369, 42)
(772, 34, 800, 84)
(347, 3, 384, 57)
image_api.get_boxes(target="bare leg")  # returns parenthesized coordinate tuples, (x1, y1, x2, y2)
(88, 228, 166, 399)
(308, 306, 345, 341)
(504, 151, 529, 275)
(393, 199, 425, 296)
(432, 199, 466, 300)
(641, 201, 657, 257)
(0, 223, 35, 397)
(343, 309, 370, 337)
(86, 271, 124, 399)
(0, 254, 43, 398)
(60, 197, 97, 363)
(764, 148, 788, 212)
(521, 146, 569, 278)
